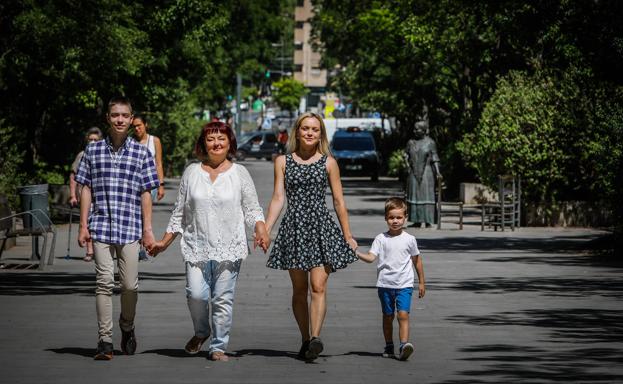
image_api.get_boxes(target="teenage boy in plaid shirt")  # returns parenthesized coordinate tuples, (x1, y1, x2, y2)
(76, 96, 159, 360)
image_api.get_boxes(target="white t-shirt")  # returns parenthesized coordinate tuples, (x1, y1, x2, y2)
(369, 231, 420, 289)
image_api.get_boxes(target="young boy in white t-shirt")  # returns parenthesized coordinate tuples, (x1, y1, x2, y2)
(356, 197, 426, 361)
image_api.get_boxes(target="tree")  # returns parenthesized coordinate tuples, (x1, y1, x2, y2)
(271, 77, 308, 116)
(0, 0, 293, 188)
(459, 71, 566, 203)
(312, 0, 623, 207)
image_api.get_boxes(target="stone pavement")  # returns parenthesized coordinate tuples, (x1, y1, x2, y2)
(0, 159, 621, 384)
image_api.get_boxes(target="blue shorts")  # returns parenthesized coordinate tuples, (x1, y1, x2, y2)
(377, 287, 413, 315)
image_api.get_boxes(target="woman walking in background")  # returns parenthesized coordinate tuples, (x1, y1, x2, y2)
(69, 126, 103, 262)
(133, 114, 165, 261)
(133, 114, 165, 202)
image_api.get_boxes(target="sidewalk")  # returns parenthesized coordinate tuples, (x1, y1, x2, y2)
(0, 159, 620, 384)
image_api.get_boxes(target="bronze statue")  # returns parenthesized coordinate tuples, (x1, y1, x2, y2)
(405, 120, 442, 227)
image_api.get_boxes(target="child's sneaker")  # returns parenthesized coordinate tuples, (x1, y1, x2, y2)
(398, 342, 414, 361)
(382, 344, 395, 358)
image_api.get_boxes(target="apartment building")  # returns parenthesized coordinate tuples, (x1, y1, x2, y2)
(294, 0, 327, 111)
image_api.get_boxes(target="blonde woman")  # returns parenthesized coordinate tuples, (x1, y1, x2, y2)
(264, 112, 358, 361)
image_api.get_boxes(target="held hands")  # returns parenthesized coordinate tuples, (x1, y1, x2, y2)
(346, 236, 358, 251)
(142, 229, 156, 252)
(147, 240, 167, 257)
(254, 222, 270, 253)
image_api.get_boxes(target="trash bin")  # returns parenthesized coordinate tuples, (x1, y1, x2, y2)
(17, 184, 50, 230)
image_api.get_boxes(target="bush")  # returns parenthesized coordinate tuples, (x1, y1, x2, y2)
(0, 122, 27, 210)
(459, 71, 567, 203)
(387, 150, 408, 180)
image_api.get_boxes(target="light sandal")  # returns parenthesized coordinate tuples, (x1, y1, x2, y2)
(209, 351, 229, 362)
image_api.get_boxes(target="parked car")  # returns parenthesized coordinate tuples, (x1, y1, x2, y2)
(330, 128, 382, 181)
(236, 131, 277, 161)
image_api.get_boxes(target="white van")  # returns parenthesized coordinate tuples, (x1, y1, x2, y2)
(323, 118, 392, 143)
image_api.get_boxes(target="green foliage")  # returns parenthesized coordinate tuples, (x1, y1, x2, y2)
(459, 71, 565, 202)
(271, 78, 308, 114)
(460, 69, 623, 205)
(387, 150, 408, 179)
(562, 78, 623, 204)
(32, 161, 66, 185)
(0, 0, 291, 177)
(0, 122, 26, 209)
(314, 0, 623, 214)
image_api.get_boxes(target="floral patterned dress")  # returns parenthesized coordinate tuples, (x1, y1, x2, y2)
(267, 154, 357, 272)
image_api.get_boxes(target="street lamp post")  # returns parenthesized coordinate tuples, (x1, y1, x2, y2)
(235, 73, 242, 137)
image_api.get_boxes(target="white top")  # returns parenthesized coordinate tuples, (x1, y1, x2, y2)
(166, 162, 265, 264)
(145, 134, 156, 157)
(369, 231, 420, 289)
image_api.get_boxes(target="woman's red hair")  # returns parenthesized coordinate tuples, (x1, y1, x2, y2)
(194, 121, 238, 160)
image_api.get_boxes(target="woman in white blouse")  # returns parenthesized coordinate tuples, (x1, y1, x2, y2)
(150, 121, 269, 361)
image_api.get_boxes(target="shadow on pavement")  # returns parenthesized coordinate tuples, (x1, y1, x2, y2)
(141, 348, 209, 358)
(435, 344, 623, 384)
(340, 351, 384, 358)
(439, 276, 623, 298)
(46, 347, 123, 358)
(437, 309, 623, 383)
(0, 272, 182, 296)
(416, 234, 622, 271)
(340, 179, 403, 197)
(418, 233, 615, 255)
(447, 308, 623, 343)
(233, 348, 297, 359)
(349, 208, 386, 217)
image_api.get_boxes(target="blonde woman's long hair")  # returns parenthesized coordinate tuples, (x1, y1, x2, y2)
(286, 112, 331, 155)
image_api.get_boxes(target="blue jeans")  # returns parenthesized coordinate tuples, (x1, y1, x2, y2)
(185, 260, 241, 353)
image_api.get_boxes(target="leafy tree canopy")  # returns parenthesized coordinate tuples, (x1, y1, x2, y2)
(0, 0, 292, 184)
(271, 77, 308, 115)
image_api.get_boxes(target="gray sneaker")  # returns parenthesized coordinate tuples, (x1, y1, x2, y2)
(398, 342, 414, 361)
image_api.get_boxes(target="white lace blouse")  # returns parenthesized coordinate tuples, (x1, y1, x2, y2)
(166, 162, 265, 264)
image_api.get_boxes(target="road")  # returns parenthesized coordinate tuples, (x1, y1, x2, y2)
(0, 158, 620, 383)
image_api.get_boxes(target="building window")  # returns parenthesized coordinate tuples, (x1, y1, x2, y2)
(295, 21, 304, 29)
(296, 0, 305, 6)
(294, 64, 303, 73)
(294, 42, 303, 50)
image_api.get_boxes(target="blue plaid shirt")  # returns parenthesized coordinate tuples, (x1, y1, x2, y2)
(75, 136, 160, 244)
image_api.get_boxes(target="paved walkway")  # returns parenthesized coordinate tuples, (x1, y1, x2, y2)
(0, 159, 620, 384)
